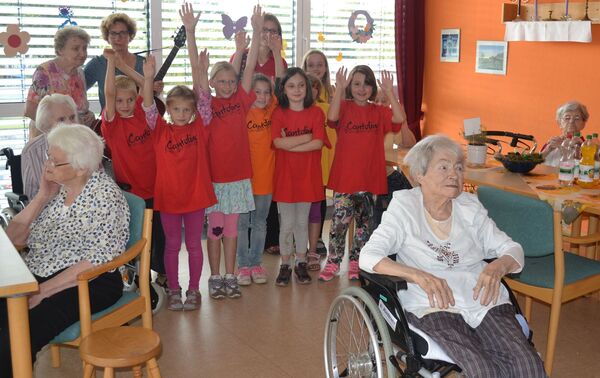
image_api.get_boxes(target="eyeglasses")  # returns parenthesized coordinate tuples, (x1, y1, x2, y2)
(262, 27, 279, 35)
(562, 115, 583, 123)
(108, 31, 129, 39)
(45, 150, 71, 168)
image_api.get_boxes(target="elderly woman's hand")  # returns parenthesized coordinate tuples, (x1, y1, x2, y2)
(413, 269, 455, 309)
(546, 135, 564, 151)
(473, 255, 519, 306)
(39, 165, 61, 200)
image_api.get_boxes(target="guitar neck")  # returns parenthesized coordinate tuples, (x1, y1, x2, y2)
(154, 46, 180, 82)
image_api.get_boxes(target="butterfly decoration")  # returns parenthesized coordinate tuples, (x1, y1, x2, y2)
(317, 32, 326, 42)
(58, 6, 77, 29)
(221, 14, 247, 40)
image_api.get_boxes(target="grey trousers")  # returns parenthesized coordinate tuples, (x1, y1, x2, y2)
(277, 202, 311, 257)
(407, 304, 547, 378)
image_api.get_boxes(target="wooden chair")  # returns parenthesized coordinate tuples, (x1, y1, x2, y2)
(49, 192, 158, 372)
(477, 186, 600, 376)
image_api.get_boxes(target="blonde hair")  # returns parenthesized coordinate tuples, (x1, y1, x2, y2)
(166, 85, 196, 107)
(114, 75, 137, 94)
(302, 49, 333, 100)
(306, 73, 324, 104)
(210, 61, 236, 81)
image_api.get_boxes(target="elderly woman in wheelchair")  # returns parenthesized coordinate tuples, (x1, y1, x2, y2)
(325, 135, 546, 378)
(0, 124, 129, 376)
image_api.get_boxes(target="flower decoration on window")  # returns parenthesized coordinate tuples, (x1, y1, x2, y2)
(0, 24, 31, 57)
(58, 6, 77, 28)
(336, 52, 343, 62)
(317, 32, 326, 42)
(348, 10, 374, 44)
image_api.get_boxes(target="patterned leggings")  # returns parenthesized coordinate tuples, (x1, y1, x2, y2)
(327, 192, 374, 264)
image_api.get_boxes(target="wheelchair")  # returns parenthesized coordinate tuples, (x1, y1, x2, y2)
(324, 269, 532, 378)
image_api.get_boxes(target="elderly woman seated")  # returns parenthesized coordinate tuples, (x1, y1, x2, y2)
(359, 135, 546, 377)
(541, 101, 590, 167)
(0, 124, 129, 376)
(21, 93, 78, 200)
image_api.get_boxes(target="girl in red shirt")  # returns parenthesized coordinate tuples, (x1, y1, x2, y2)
(194, 5, 263, 300)
(271, 67, 326, 286)
(319, 65, 410, 282)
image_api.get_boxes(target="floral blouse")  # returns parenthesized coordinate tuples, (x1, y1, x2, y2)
(24, 171, 130, 277)
(27, 58, 94, 126)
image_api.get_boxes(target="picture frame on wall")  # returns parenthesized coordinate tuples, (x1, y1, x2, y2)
(475, 41, 508, 75)
(440, 28, 460, 62)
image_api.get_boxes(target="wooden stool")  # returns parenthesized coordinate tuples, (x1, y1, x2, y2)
(79, 326, 161, 378)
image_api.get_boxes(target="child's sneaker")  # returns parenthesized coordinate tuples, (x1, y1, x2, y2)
(183, 290, 201, 311)
(224, 275, 242, 298)
(275, 264, 292, 286)
(348, 260, 360, 281)
(166, 288, 183, 311)
(208, 275, 226, 299)
(294, 262, 312, 284)
(237, 267, 252, 286)
(250, 265, 268, 284)
(319, 262, 340, 282)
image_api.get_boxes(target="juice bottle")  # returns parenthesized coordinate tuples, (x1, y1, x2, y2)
(578, 135, 596, 188)
(558, 134, 575, 187)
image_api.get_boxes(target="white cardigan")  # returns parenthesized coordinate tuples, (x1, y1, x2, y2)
(359, 187, 524, 328)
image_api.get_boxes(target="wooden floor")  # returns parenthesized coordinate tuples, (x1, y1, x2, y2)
(34, 238, 600, 377)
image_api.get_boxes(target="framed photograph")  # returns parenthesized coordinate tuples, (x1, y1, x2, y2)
(475, 41, 508, 75)
(440, 28, 460, 62)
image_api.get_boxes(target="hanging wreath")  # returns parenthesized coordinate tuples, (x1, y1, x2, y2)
(348, 10, 374, 44)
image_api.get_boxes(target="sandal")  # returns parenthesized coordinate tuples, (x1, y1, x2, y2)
(307, 252, 321, 271)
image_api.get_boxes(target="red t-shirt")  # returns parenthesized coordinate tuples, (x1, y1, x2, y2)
(229, 50, 288, 81)
(153, 116, 216, 213)
(327, 100, 402, 195)
(271, 105, 326, 203)
(208, 88, 256, 183)
(101, 97, 155, 199)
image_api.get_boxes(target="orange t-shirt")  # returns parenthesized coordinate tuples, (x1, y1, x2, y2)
(101, 97, 155, 199)
(208, 87, 256, 183)
(327, 100, 401, 195)
(271, 105, 326, 203)
(246, 96, 277, 195)
(153, 116, 216, 213)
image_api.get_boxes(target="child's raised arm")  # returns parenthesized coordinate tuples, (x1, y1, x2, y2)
(328, 67, 348, 122)
(268, 32, 284, 79)
(179, 3, 206, 92)
(378, 70, 415, 146)
(142, 55, 159, 130)
(231, 31, 250, 77)
(103, 48, 117, 122)
(240, 4, 264, 93)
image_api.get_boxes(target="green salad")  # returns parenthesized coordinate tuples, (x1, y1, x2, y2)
(503, 152, 544, 164)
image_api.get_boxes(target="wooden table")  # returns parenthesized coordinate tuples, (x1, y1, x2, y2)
(0, 228, 38, 378)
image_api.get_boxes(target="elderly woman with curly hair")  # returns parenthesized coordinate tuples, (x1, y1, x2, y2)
(541, 101, 590, 167)
(24, 26, 95, 138)
(84, 13, 163, 109)
(359, 135, 546, 377)
(0, 124, 129, 377)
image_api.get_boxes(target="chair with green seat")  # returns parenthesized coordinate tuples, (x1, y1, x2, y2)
(477, 185, 600, 376)
(49, 191, 154, 368)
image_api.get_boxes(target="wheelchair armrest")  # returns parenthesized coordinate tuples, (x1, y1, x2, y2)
(359, 270, 408, 293)
(5, 192, 28, 203)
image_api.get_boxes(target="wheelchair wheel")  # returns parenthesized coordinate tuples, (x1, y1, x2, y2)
(325, 287, 396, 378)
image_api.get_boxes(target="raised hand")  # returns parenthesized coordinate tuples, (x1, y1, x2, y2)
(335, 67, 349, 90)
(198, 48, 210, 73)
(103, 48, 116, 62)
(179, 2, 201, 32)
(234, 30, 250, 52)
(267, 34, 282, 54)
(143, 54, 156, 79)
(377, 70, 394, 93)
(251, 4, 264, 32)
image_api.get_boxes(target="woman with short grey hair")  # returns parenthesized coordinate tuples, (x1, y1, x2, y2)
(360, 134, 546, 377)
(1, 124, 129, 376)
(24, 26, 95, 139)
(542, 100, 590, 166)
(21, 94, 78, 200)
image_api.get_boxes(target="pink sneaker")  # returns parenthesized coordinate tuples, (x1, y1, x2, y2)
(250, 265, 268, 284)
(319, 263, 340, 282)
(237, 267, 252, 286)
(348, 260, 360, 280)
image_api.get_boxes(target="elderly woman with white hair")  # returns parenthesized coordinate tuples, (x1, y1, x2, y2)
(24, 26, 95, 138)
(21, 93, 78, 200)
(359, 135, 546, 377)
(541, 101, 590, 167)
(0, 124, 129, 376)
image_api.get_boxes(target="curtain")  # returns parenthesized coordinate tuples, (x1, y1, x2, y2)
(395, 0, 425, 141)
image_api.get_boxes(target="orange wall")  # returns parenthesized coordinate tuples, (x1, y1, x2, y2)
(423, 0, 600, 147)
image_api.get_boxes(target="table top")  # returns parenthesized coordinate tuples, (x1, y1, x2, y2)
(0, 228, 38, 297)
